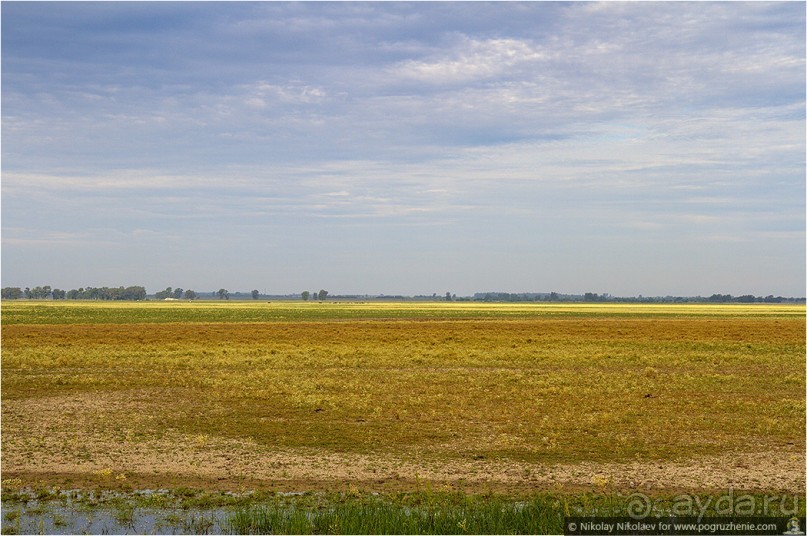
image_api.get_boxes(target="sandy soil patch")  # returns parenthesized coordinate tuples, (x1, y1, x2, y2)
(3, 391, 803, 493)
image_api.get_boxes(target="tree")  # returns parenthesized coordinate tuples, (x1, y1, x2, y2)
(28, 286, 52, 299)
(217, 288, 230, 300)
(173, 288, 184, 299)
(184, 289, 197, 300)
(1, 287, 22, 300)
(302, 291, 310, 301)
(154, 287, 173, 300)
(52, 289, 66, 300)
(251, 289, 260, 300)
(123, 286, 147, 301)
(104, 287, 123, 300)
(445, 292, 452, 301)
(317, 289, 328, 301)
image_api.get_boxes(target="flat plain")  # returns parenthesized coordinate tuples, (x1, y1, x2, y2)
(2, 301, 804, 496)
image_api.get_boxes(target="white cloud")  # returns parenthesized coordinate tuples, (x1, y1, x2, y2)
(392, 37, 546, 85)
(1, 171, 225, 193)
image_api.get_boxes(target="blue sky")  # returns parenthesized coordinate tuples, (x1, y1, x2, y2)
(2, 2, 805, 296)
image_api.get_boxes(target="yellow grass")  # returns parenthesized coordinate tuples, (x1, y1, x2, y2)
(1, 301, 804, 493)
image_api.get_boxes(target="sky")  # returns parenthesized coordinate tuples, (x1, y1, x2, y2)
(2, 2, 805, 297)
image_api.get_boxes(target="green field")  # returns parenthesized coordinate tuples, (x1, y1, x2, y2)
(1, 300, 804, 532)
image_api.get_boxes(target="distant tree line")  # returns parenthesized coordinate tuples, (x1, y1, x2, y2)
(704, 294, 797, 303)
(472, 292, 804, 304)
(301, 290, 329, 301)
(2, 286, 803, 303)
(153, 287, 198, 300)
(475, 292, 568, 302)
(1, 285, 147, 300)
(215, 290, 262, 300)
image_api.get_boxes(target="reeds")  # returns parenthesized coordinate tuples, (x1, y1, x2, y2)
(225, 492, 566, 534)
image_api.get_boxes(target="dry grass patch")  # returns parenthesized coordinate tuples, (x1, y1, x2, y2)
(2, 303, 804, 492)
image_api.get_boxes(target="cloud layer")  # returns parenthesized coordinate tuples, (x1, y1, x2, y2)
(2, 2, 804, 296)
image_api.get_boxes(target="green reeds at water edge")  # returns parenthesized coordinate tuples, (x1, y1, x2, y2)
(226, 492, 566, 535)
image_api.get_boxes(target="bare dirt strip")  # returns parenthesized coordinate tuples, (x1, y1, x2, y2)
(2, 393, 803, 495)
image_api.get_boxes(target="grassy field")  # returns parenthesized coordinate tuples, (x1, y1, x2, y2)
(1, 300, 801, 325)
(1, 300, 804, 531)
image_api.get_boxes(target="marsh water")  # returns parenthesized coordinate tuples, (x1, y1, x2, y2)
(0, 486, 639, 535)
(1, 489, 239, 535)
